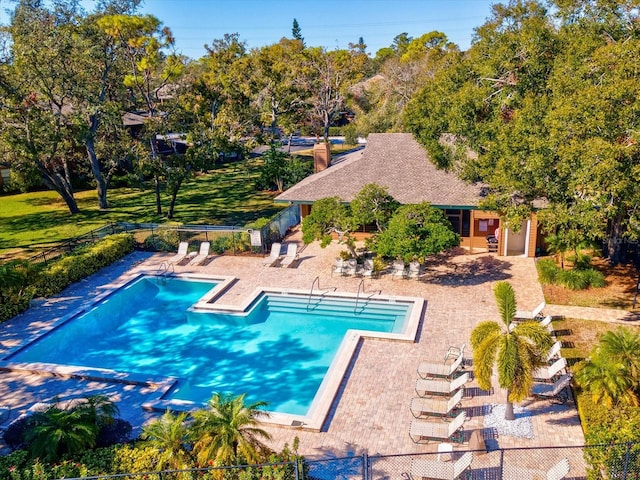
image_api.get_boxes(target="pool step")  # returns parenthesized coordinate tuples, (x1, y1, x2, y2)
(263, 296, 409, 320)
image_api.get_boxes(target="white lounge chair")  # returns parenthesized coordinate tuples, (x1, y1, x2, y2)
(167, 242, 189, 264)
(189, 241, 210, 266)
(409, 411, 466, 444)
(408, 451, 473, 480)
(262, 242, 282, 267)
(539, 314, 555, 334)
(279, 243, 298, 268)
(502, 458, 570, 480)
(531, 373, 573, 403)
(417, 344, 466, 379)
(416, 372, 469, 397)
(410, 388, 464, 418)
(545, 341, 562, 362)
(533, 357, 567, 382)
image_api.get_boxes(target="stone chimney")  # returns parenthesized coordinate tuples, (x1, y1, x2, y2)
(313, 142, 331, 173)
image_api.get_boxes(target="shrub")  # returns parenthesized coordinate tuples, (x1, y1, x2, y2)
(536, 258, 559, 284)
(558, 268, 590, 290)
(536, 258, 604, 290)
(581, 268, 606, 288)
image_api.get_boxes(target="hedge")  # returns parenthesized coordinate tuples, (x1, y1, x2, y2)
(35, 233, 134, 298)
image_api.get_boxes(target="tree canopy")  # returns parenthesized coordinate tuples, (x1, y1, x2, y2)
(405, 0, 640, 263)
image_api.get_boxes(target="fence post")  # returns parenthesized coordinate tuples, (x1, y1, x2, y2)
(363, 452, 368, 480)
(623, 441, 631, 479)
(42, 252, 47, 266)
(499, 448, 505, 480)
(294, 459, 300, 480)
(232, 227, 237, 255)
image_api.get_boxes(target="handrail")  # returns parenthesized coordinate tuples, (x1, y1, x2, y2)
(307, 276, 320, 311)
(156, 262, 174, 276)
(354, 278, 365, 314)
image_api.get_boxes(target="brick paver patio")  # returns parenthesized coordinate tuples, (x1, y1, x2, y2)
(0, 230, 587, 462)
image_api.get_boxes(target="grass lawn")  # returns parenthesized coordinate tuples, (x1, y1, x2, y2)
(0, 159, 285, 256)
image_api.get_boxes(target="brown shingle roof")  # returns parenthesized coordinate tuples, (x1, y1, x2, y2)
(275, 133, 485, 207)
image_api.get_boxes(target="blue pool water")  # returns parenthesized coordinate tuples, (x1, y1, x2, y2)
(9, 276, 410, 415)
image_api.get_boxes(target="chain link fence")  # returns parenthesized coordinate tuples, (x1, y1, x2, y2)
(54, 442, 640, 480)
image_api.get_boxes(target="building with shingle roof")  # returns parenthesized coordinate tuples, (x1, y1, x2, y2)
(275, 133, 542, 257)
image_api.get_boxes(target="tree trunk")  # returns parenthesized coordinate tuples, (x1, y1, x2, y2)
(167, 179, 182, 219)
(504, 390, 515, 420)
(85, 137, 108, 209)
(606, 214, 625, 265)
(154, 174, 162, 215)
(37, 161, 80, 214)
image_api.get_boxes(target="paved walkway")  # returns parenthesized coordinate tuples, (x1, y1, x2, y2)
(546, 304, 640, 324)
(0, 235, 589, 462)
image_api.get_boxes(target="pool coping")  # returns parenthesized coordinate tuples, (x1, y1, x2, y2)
(1, 272, 424, 432)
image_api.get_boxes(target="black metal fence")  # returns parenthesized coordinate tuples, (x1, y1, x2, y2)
(18, 205, 301, 266)
(55, 442, 640, 480)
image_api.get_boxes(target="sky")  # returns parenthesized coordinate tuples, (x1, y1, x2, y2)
(135, 0, 498, 59)
(0, 0, 498, 59)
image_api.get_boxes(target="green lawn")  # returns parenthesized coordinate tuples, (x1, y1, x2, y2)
(0, 160, 284, 256)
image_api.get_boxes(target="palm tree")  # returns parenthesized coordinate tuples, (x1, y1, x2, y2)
(190, 393, 272, 466)
(574, 327, 640, 407)
(471, 281, 554, 420)
(141, 410, 194, 472)
(75, 394, 120, 427)
(24, 406, 99, 461)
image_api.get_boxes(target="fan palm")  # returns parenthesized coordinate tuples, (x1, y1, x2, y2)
(191, 393, 272, 466)
(471, 281, 554, 420)
(574, 327, 640, 407)
(141, 410, 194, 472)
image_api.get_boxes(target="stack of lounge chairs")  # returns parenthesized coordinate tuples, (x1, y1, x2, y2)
(409, 344, 468, 445)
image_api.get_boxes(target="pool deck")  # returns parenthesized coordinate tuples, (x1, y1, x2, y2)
(0, 230, 586, 459)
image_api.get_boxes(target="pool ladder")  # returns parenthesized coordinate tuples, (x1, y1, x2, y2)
(306, 276, 336, 311)
(354, 279, 381, 315)
(157, 261, 175, 277)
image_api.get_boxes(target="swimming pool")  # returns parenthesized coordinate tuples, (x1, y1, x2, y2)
(7, 275, 419, 426)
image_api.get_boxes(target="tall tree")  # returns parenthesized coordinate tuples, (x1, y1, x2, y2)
(302, 47, 363, 141)
(353, 31, 459, 134)
(247, 38, 306, 138)
(1, 0, 85, 213)
(98, 12, 186, 215)
(405, 0, 640, 263)
(471, 281, 553, 420)
(291, 18, 304, 45)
